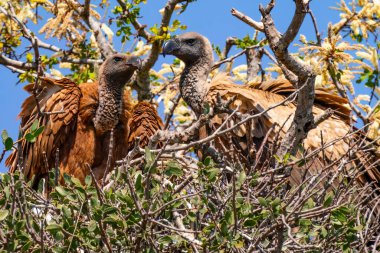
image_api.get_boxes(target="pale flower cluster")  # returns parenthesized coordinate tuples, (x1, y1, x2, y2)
(332, 0, 380, 39)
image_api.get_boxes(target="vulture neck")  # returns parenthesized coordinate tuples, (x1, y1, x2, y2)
(180, 58, 212, 116)
(93, 76, 123, 134)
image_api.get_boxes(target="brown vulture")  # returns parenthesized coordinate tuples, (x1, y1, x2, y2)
(6, 54, 163, 187)
(162, 32, 380, 187)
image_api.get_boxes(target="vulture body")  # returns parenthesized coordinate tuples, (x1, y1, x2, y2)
(162, 32, 380, 187)
(6, 54, 163, 187)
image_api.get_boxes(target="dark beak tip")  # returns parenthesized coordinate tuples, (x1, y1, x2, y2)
(127, 56, 142, 70)
(162, 40, 179, 58)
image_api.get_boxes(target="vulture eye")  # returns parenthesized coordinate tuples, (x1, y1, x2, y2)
(185, 39, 196, 46)
(113, 57, 123, 63)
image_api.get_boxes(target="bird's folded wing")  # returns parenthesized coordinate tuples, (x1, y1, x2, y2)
(208, 73, 379, 185)
(253, 78, 351, 123)
(127, 101, 163, 150)
(6, 77, 82, 183)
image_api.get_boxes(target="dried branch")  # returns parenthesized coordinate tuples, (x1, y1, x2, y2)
(258, 0, 317, 157)
(222, 36, 237, 58)
(327, 62, 368, 125)
(246, 47, 264, 83)
(231, 8, 264, 32)
(308, 9, 322, 45)
(212, 44, 262, 70)
(164, 95, 181, 130)
(0, 54, 35, 70)
(172, 211, 202, 246)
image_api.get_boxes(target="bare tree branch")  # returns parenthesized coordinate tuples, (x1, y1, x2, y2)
(0, 54, 35, 70)
(212, 44, 262, 70)
(222, 36, 237, 59)
(246, 47, 264, 83)
(231, 8, 264, 32)
(258, 0, 317, 157)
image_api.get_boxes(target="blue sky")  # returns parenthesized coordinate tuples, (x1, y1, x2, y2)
(0, 0, 342, 171)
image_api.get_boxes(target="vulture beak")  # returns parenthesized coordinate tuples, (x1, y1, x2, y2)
(162, 39, 180, 57)
(126, 56, 142, 70)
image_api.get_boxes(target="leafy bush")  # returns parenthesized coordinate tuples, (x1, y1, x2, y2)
(0, 150, 378, 252)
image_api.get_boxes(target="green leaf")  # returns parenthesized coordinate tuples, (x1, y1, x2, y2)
(206, 168, 219, 181)
(25, 133, 36, 143)
(164, 161, 183, 177)
(243, 219, 256, 227)
(258, 197, 267, 207)
(21, 241, 32, 252)
(323, 193, 333, 207)
(299, 218, 312, 227)
(88, 220, 97, 232)
(0, 210, 9, 221)
(158, 235, 174, 245)
(34, 126, 44, 137)
(332, 207, 350, 222)
(283, 153, 290, 164)
(71, 177, 83, 187)
(1, 130, 8, 142)
(221, 221, 228, 235)
(203, 156, 213, 166)
(273, 154, 281, 162)
(144, 147, 154, 166)
(55, 186, 68, 197)
(135, 174, 143, 193)
(30, 119, 39, 132)
(320, 226, 328, 238)
(4, 137, 13, 150)
(271, 197, 281, 208)
(46, 224, 61, 231)
(85, 175, 92, 186)
(306, 198, 315, 209)
(37, 178, 45, 194)
(4, 186, 10, 199)
(150, 24, 159, 35)
(236, 171, 246, 189)
(53, 231, 64, 241)
(224, 210, 233, 225)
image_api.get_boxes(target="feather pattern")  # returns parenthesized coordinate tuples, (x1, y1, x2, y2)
(6, 77, 81, 186)
(128, 101, 163, 150)
(205, 73, 380, 186)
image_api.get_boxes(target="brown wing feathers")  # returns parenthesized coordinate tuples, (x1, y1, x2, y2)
(128, 101, 163, 150)
(6, 77, 81, 185)
(209, 74, 379, 185)
(253, 78, 351, 123)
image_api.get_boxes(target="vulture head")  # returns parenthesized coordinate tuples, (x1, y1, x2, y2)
(162, 32, 215, 115)
(93, 54, 141, 134)
(163, 32, 214, 65)
(99, 54, 141, 86)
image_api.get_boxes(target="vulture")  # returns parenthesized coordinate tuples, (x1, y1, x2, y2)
(6, 54, 163, 187)
(162, 32, 380, 187)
